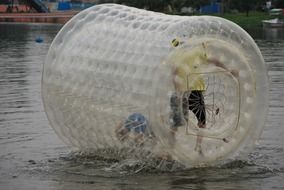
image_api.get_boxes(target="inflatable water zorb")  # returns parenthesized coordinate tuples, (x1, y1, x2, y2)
(42, 4, 269, 166)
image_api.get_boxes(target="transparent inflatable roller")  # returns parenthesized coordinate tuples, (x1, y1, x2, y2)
(42, 4, 269, 166)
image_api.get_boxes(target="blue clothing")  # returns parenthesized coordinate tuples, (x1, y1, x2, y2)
(124, 113, 148, 134)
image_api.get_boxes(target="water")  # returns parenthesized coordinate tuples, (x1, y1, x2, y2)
(0, 23, 283, 190)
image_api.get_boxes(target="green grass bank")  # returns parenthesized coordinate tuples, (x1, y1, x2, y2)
(210, 12, 274, 28)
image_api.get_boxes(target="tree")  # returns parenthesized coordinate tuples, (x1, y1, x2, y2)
(275, 0, 284, 8)
(230, 0, 266, 16)
(116, 0, 164, 11)
(116, 0, 210, 13)
(171, 0, 210, 10)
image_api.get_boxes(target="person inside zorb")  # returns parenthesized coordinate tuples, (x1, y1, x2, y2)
(169, 38, 239, 155)
(115, 113, 152, 145)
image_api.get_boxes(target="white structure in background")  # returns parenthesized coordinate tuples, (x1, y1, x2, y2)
(180, 7, 194, 14)
(266, 1, 272, 10)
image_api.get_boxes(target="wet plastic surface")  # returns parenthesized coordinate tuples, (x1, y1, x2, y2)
(42, 4, 269, 166)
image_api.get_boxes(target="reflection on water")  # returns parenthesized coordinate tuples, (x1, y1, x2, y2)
(0, 24, 284, 190)
(246, 27, 284, 40)
(262, 27, 284, 40)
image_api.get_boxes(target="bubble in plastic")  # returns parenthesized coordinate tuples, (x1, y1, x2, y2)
(42, 4, 269, 166)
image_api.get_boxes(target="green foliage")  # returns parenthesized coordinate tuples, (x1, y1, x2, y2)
(275, 0, 284, 8)
(116, 0, 210, 12)
(228, 0, 266, 11)
(172, 0, 210, 9)
(116, 0, 165, 11)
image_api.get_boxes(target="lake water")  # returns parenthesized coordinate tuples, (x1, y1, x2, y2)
(0, 23, 283, 190)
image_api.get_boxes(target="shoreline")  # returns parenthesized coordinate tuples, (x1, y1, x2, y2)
(208, 12, 275, 28)
(0, 11, 79, 24)
(0, 11, 276, 28)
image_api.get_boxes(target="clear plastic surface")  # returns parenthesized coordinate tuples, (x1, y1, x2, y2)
(42, 4, 269, 166)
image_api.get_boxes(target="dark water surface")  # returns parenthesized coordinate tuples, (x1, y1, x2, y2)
(0, 24, 283, 190)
